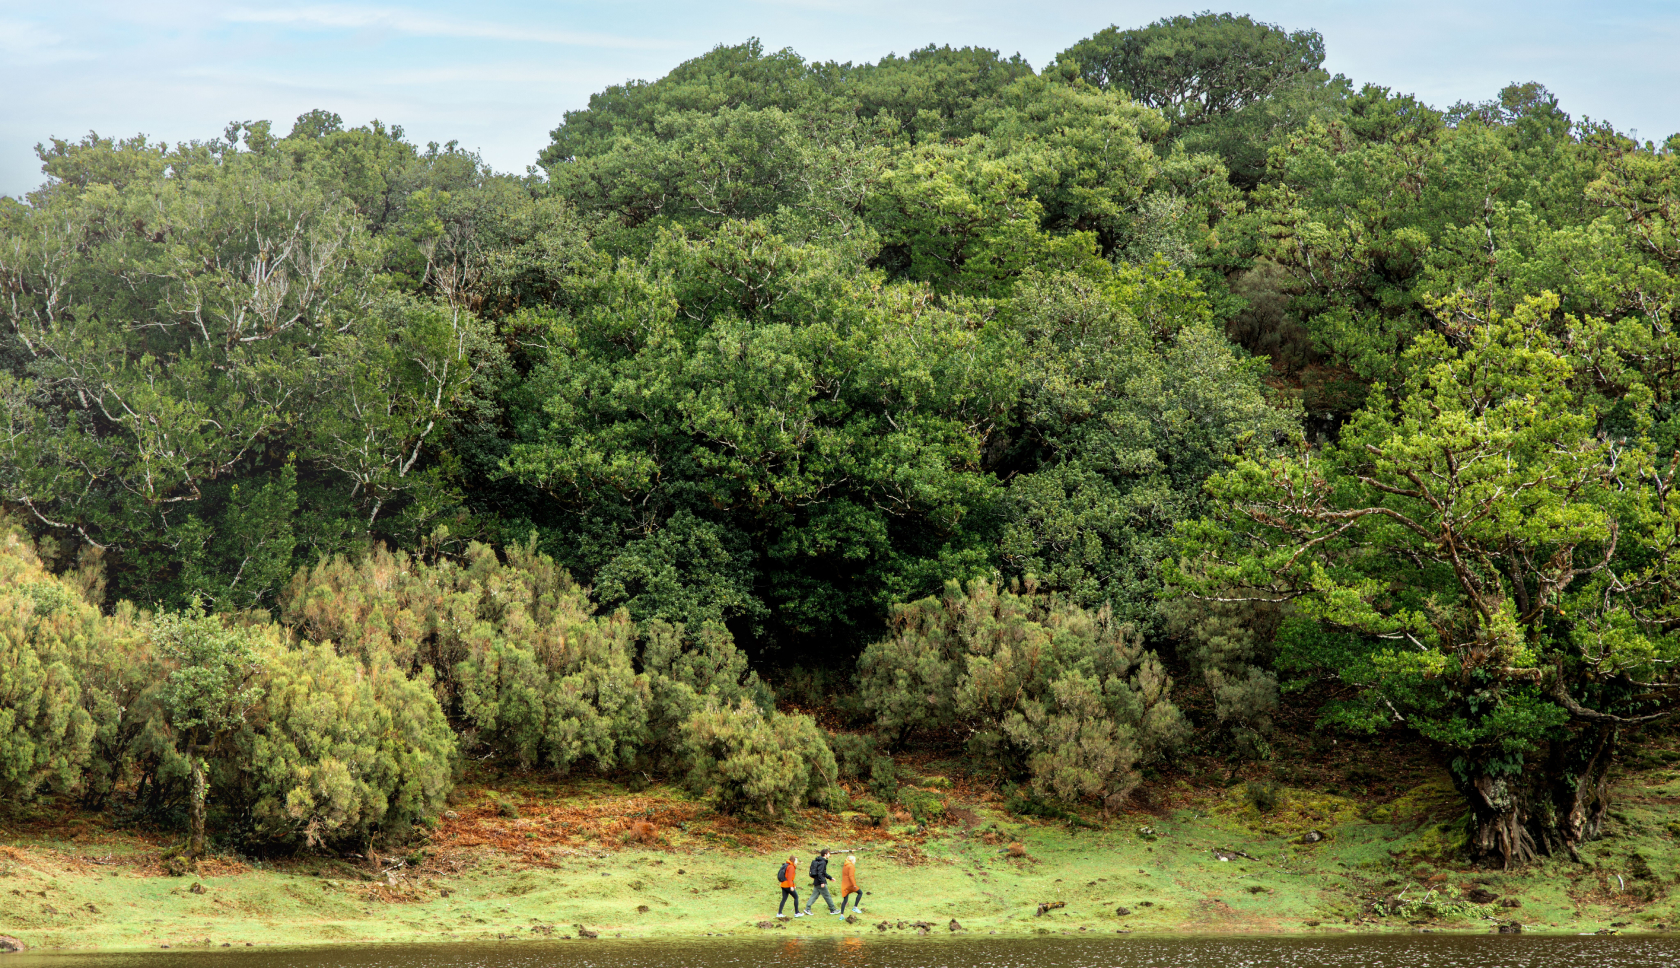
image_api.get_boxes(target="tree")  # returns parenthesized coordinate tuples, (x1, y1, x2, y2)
(153, 607, 266, 858)
(1170, 296, 1680, 866)
(1059, 13, 1327, 129)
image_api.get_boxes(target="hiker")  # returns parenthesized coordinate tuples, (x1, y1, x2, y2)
(777, 855, 802, 918)
(839, 853, 864, 914)
(803, 848, 838, 915)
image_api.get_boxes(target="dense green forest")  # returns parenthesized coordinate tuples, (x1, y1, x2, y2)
(3, 12, 1678, 870)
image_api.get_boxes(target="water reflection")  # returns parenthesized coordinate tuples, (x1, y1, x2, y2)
(5, 935, 1678, 968)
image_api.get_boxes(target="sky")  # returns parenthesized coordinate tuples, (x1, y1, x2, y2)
(3, 0, 1678, 197)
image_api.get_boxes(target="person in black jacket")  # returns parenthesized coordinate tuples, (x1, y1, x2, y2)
(803, 849, 838, 915)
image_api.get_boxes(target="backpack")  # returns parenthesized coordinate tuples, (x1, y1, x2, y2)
(809, 857, 823, 881)
(777, 862, 790, 886)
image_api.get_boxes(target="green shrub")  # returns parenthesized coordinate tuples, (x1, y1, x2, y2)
(829, 732, 879, 780)
(853, 799, 890, 826)
(900, 787, 947, 824)
(679, 699, 841, 816)
(867, 756, 902, 802)
(0, 532, 98, 800)
(1244, 779, 1282, 813)
(233, 645, 457, 848)
(858, 578, 1188, 807)
(283, 541, 766, 775)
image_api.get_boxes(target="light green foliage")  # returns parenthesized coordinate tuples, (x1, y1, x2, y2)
(280, 540, 764, 774)
(0, 530, 96, 799)
(858, 578, 1187, 805)
(679, 699, 841, 816)
(153, 609, 267, 743)
(235, 645, 455, 848)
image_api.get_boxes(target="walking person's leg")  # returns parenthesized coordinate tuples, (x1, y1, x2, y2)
(779, 888, 801, 915)
(804, 883, 834, 914)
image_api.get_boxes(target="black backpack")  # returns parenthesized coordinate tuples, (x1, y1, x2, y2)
(777, 862, 789, 885)
(809, 857, 823, 881)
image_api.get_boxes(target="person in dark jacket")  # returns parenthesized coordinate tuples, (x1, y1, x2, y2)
(803, 849, 838, 915)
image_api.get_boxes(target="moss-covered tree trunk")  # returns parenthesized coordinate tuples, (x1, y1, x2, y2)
(187, 752, 208, 859)
(1461, 725, 1616, 868)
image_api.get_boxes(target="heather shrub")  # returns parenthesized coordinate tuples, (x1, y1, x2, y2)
(858, 577, 1188, 806)
(282, 540, 764, 776)
(232, 644, 456, 848)
(679, 699, 841, 816)
(0, 530, 97, 800)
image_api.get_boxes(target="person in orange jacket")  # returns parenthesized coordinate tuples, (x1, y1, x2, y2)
(838, 854, 864, 914)
(776, 855, 803, 918)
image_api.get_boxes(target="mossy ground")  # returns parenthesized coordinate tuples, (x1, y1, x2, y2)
(3, 749, 1679, 952)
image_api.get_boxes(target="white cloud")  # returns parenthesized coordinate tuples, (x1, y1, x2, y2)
(221, 4, 680, 50)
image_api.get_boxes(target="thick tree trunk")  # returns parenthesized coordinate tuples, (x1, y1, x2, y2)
(188, 753, 208, 859)
(1461, 725, 1617, 868)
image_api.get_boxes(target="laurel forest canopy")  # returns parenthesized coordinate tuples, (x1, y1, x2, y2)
(1, 13, 1677, 866)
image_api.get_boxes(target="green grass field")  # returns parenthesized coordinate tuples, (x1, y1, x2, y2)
(3, 762, 1678, 952)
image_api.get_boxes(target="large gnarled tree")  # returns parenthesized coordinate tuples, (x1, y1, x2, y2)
(1170, 294, 1680, 867)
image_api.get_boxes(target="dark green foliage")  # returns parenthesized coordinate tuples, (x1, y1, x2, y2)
(1244, 780, 1282, 813)
(1061, 13, 1326, 125)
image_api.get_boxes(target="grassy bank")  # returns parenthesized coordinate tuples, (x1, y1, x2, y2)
(4, 758, 1679, 953)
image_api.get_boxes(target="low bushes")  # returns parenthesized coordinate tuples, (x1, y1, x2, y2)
(680, 699, 842, 817)
(858, 577, 1188, 807)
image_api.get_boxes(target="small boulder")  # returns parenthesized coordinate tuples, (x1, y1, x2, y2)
(574, 925, 599, 939)
(948, 919, 962, 932)
(1115, 907, 1131, 917)
(1498, 923, 1523, 934)
(0, 936, 26, 953)
(1297, 830, 1324, 845)
(1466, 888, 1498, 904)
(189, 882, 206, 895)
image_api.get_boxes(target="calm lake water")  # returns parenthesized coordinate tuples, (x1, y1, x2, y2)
(4, 936, 1678, 968)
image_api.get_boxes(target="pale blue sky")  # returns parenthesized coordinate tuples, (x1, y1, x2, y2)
(2, 1, 1677, 196)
